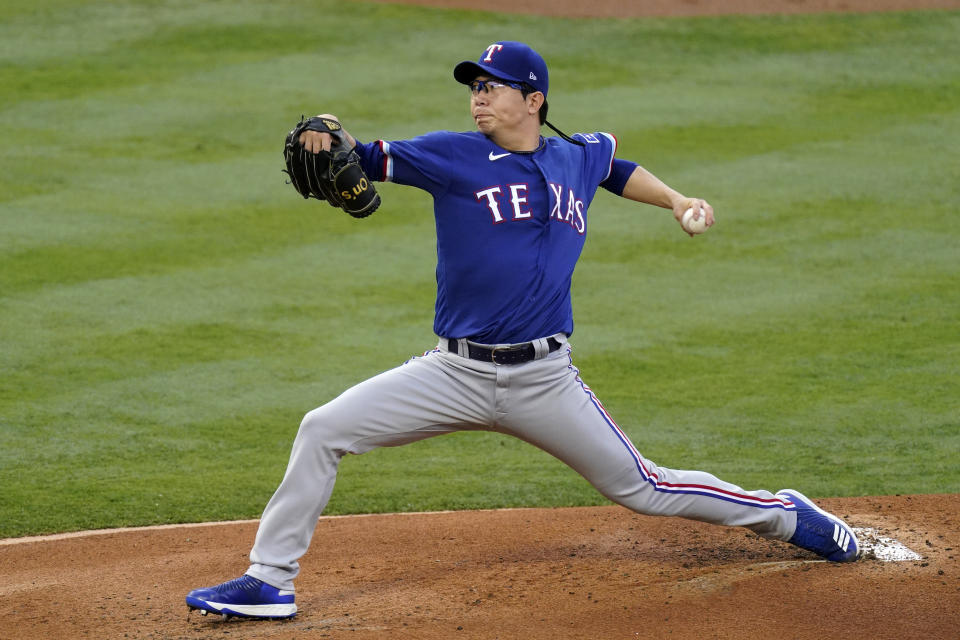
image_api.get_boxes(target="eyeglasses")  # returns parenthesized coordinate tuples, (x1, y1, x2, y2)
(468, 79, 523, 95)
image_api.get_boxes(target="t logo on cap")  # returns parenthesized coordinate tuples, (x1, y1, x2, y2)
(482, 44, 504, 62)
(453, 41, 550, 97)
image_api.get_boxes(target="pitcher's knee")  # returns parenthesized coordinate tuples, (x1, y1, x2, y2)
(297, 405, 354, 454)
(589, 465, 660, 514)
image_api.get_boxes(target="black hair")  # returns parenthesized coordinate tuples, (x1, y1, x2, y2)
(519, 83, 546, 125)
(521, 84, 583, 146)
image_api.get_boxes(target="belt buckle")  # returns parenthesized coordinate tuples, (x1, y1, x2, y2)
(489, 343, 529, 365)
(489, 345, 509, 365)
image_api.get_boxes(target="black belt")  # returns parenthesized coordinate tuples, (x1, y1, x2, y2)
(448, 337, 562, 365)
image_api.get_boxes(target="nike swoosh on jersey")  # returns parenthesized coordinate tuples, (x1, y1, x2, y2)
(488, 151, 511, 161)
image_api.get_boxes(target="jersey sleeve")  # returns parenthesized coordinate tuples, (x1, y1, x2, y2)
(600, 158, 639, 196)
(353, 131, 455, 196)
(571, 132, 619, 189)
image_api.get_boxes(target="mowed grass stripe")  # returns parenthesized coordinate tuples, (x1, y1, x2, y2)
(1, 2, 958, 536)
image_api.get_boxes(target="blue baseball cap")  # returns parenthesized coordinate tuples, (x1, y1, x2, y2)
(453, 41, 549, 96)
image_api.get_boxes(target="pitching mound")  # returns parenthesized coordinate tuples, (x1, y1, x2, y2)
(369, 0, 960, 17)
(1, 494, 957, 639)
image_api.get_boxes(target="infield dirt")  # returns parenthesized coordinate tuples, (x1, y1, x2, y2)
(3, 0, 958, 638)
(1, 495, 958, 639)
(369, 0, 960, 17)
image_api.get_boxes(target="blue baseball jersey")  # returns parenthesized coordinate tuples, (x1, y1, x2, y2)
(354, 131, 618, 344)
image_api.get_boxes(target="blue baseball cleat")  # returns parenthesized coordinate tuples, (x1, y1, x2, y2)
(186, 574, 296, 619)
(777, 489, 860, 562)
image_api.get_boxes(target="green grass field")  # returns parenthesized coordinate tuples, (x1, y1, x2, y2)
(1, 1, 958, 538)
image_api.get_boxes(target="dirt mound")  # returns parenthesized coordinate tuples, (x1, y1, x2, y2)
(2, 494, 957, 639)
(368, 0, 960, 18)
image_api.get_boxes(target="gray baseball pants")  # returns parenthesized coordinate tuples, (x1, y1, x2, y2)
(247, 336, 797, 590)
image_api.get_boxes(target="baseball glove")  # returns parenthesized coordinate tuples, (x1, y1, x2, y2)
(283, 116, 380, 218)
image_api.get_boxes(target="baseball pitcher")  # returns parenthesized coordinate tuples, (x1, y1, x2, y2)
(186, 41, 859, 621)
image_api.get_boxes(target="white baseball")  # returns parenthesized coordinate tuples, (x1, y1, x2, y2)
(681, 207, 708, 235)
